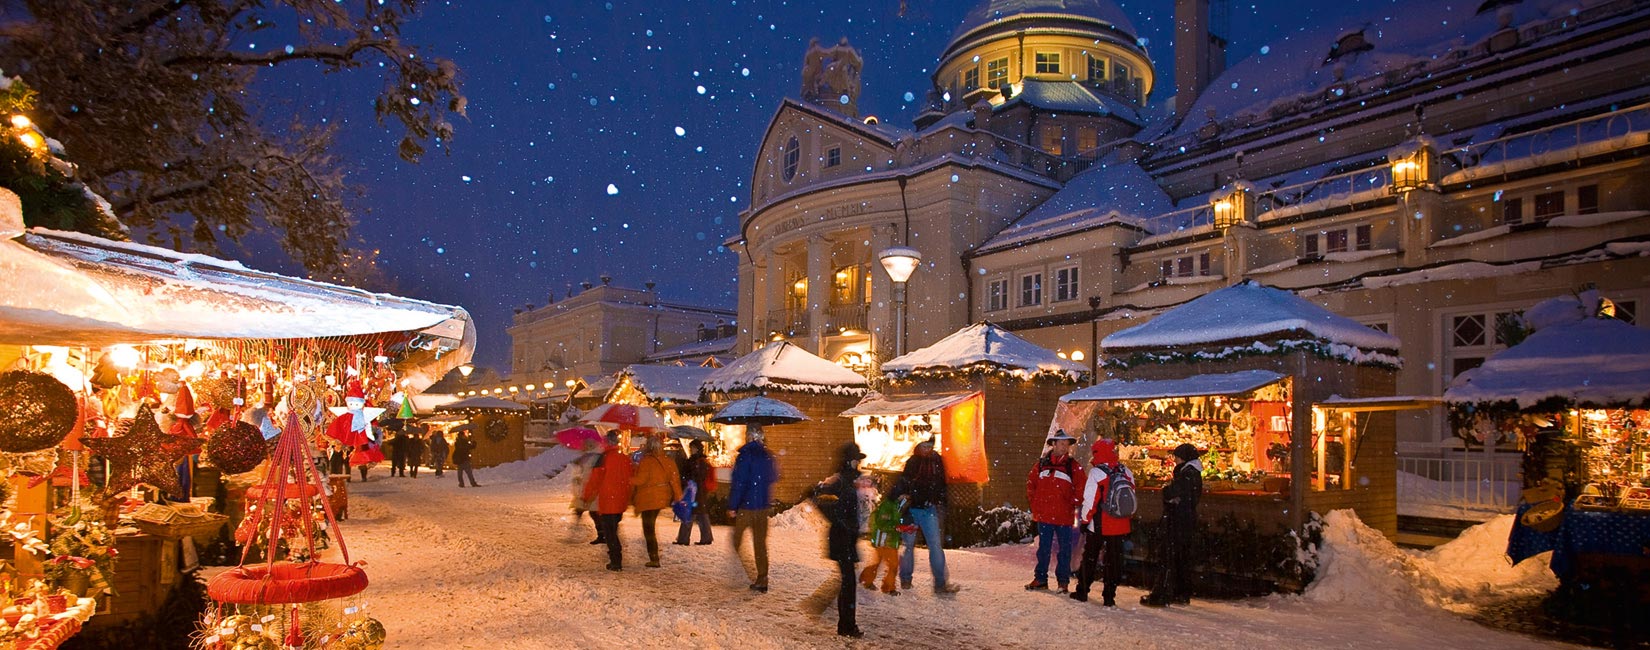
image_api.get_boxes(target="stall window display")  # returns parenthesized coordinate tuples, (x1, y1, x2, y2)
(854, 413, 940, 473)
(1093, 382, 1296, 492)
(1572, 409, 1650, 509)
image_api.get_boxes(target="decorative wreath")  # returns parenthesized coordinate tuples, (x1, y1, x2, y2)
(0, 370, 78, 453)
(1228, 412, 1257, 436)
(483, 417, 509, 443)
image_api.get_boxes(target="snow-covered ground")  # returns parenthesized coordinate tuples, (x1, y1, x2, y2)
(333, 451, 1576, 649)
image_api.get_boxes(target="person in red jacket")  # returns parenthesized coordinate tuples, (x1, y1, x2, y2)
(1073, 438, 1134, 606)
(582, 432, 635, 571)
(1025, 429, 1085, 592)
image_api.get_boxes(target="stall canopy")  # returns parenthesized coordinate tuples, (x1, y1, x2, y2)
(407, 393, 461, 415)
(1062, 370, 1286, 402)
(610, 364, 715, 406)
(1445, 314, 1650, 409)
(700, 341, 868, 396)
(841, 392, 980, 417)
(881, 322, 1087, 380)
(1101, 280, 1400, 368)
(0, 227, 474, 391)
(433, 396, 529, 412)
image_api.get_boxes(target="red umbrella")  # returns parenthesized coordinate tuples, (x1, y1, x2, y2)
(579, 404, 667, 431)
(554, 426, 603, 449)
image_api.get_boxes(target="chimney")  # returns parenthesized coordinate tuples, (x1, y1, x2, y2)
(1175, 0, 1229, 117)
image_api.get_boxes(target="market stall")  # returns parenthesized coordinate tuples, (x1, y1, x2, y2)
(869, 322, 1087, 515)
(432, 396, 527, 469)
(1447, 293, 1650, 605)
(1069, 281, 1403, 537)
(0, 187, 474, 641)
(607, 364, 739, 469)
(700, 342, 868, 503)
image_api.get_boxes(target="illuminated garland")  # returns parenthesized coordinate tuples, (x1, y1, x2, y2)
(882, 361, 1087, 385)
(1104, 339, 1402, 371)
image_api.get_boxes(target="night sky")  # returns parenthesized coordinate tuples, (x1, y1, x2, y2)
(262, 0, 1381, 372)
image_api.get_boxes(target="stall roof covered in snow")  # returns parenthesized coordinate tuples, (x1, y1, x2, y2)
(1445, 315, 1650, 410)
(433, 396, 529, 412)
(975, 154, 1171, 254)
(1062, 370, 1286, 402)
(841, 391, 980, 417)
(613, 364, 715, 405)
(644, 335, 737, 363)
(701, 341, 868, 396)
(1102, 281, 1400, 368)
(883, 322, 1087, 381)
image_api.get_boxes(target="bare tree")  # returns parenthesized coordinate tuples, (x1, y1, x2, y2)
(0, 0, 466, 275)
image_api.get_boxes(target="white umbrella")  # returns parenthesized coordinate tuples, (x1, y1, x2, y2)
(710, 396, 808, 426)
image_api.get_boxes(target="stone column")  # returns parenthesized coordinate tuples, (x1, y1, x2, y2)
(1399, 189, 1443, 268)
(806, 235, 831, 353)
(763, 246, 786, 342)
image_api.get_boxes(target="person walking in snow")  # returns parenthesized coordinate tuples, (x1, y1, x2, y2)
(388, 430, 408, 477)
(899, 438, 959, 594)
(674, 439, 716, 546)
(1142, 443, 1203, 607)
(426, 428, 449, 477)
(568, 438, 605, 544)
(406, 430, 426, 478)
(583, 431, 634, 571)
(859, 476, 905, 595)
(631, 435, 684, 568)
(1073, 438, 1133, 606)
(1026, 429, 1085, 593)
(803, 442, 866, 638)
(727, 426, 778, 593)
(452, 427, 480, 488)
(328, 444, 348, 478)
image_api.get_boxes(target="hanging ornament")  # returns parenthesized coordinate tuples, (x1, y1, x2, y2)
(0, 369, 78, 453)
(82, 403, 203, 495)
(205, 421, 268, 475)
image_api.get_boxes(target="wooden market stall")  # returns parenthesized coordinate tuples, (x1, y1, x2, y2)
(0, 188, 475, 638)
(1447, 293, 1650, 615)
(860, 322, 1088, 517)
(607, 364, 737, 468)
(1066, 281, 1403, 537)
(700, 342, 868, 504)
(432, 396, 527, 469)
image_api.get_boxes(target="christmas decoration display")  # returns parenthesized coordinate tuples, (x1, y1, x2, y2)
(206, 421, 269, 475)
(0, 369, 77, 453)
(81, 403, 203, 496)
(44, 510, 117, 597)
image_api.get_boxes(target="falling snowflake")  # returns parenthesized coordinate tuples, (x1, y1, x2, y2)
(606, 184, 619, 195)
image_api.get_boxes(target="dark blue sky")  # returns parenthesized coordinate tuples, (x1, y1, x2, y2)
(265, 0, 1377, 372)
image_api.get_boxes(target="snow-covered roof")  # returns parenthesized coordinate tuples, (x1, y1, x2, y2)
(408, 393, 461, 416)
(883, 322, 1087, 381)
(1000, 80, 1142, 125)
(1445, 303, 1650, 410)
(614, 364, 715, 404)
(1062, 370, 1287, 402)
(701, 341, 868, 395)
(840, 392, 980, 417)
(1172, 0, 1639, 138)
(644, 335, 737, 363)
(1102, 281, 1400, 367)
(434, 396, 529, 412)
(976, 154, 1172, 254)
(950, 0, 1138, 44)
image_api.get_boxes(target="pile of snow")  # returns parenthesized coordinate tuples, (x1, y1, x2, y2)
(1304, 510, 1554, 613)
(477, 444, 581, 484)
(769, 501, 825, 533)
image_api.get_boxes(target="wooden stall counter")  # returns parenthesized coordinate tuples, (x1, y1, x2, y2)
(83, 531, 180, 631)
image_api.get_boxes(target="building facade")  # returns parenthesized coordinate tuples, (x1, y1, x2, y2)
(733, 0, 1650, 467)
(506, 282, 735, 390)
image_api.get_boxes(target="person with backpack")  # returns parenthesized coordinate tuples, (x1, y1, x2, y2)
(674, 439, 716, 546)
(1142, 442, 1203, 607)
(1073, 438, 1135, 606)
(1025, 429, 1085, 592)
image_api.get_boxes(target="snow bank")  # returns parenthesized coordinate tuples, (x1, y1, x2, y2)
(1303, 510, 1554, 614)
(477, 444, 581, 484)
(769, 501, 825, 533)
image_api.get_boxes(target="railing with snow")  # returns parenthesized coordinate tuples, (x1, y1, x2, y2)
(1396, 454, 1521, 517)
(1253, 166, 1393, 222)
(1442, 101, 1650, 183)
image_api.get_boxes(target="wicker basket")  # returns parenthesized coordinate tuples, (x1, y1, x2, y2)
(130, 513, 227, 539)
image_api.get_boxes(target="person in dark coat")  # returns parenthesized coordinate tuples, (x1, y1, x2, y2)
(406, 431, 426, 478)
(899, 438, 959, 594)
(804, 442, 865, 638)
(388, 431, 408, 477)
(452, 428, 479, 488)
(674, 439, 716, 545)
(426, 429, 449, 477)
(1142, 442, 1203, 607)
(327, 444, 348, 478)
(727, 427, 778, 593)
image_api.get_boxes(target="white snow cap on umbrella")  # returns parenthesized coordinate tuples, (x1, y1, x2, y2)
(710, 396, 808, 425)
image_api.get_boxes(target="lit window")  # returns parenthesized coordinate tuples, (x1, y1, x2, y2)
(1039, 125, 1063, 155)
(1019, 273, 1043, 307)
(987, 279, 1008, 312)
(1053, 266, 1079, 302)
(825, 146, 841, 168)
(1076, 127, 1098, 155)
(782, 136, 800, 182)
(987, 58, 1009, 89)
(1035, 52, 1062, 75)
(962, 67, 980, 92)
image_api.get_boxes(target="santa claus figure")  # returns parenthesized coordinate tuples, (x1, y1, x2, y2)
(327, 380, 385, 480)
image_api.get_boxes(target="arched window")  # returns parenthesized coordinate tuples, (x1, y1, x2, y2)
(782, 136, 801, 182)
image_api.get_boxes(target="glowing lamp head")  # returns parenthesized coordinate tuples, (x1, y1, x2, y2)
(107, 345, 141, 369)
(458, 363, 475, 378)
(878, 247, 922, 283)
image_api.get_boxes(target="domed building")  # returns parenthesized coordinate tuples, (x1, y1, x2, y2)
(732, 0, 1650, 491)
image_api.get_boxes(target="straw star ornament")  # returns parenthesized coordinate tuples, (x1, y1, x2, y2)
(83, 403, 202, 495)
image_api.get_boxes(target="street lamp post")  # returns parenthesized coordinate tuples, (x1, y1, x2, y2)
(1087, 296, 1103, 386)
(878, 246, 922, 358)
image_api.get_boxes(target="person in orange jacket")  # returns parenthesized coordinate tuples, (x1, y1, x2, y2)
(630, 435, 683, 568)
(582, 431, 635, 571)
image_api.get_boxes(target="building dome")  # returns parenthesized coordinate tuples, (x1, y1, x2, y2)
(945, 0, 1140, 60)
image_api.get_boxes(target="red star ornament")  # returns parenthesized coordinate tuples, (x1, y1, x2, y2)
(83, 403, 202, 496)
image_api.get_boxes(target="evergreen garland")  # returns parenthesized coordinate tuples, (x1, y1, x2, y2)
(0, 77, 122, 238)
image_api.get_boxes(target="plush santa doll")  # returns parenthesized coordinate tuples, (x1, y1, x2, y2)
(327, 380, 385, 465)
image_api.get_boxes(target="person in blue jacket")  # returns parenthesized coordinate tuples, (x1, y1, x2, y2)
(727, 426, 779, 593)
